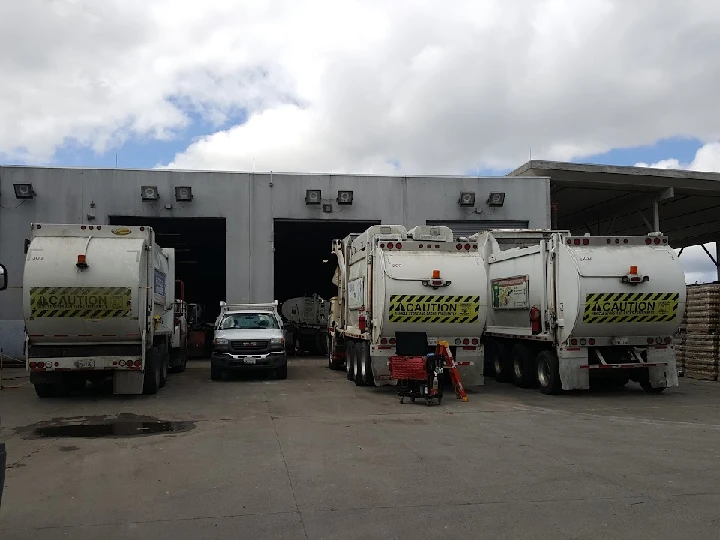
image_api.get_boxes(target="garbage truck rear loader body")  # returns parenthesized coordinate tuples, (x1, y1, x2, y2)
(476, 230, 686, 394)
(23, 224, 184, 396)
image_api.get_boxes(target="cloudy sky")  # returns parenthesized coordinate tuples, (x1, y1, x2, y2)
(1, 0, 718, 281)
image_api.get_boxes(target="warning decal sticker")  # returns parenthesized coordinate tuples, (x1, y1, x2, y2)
(30, 287, 132, 319)
(388, 295, 480, 324)
(583, 292, 680, 324)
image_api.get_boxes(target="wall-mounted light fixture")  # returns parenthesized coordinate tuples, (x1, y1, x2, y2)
(487, 192, 506, 207)
(458, 192, 475, 207)
(175, 186, 193, 202)
(305, 189, 321, 205)
(337, 190, 354, 205)
(141, 186, 159, 201)
(13, 183, 35, 199)
(323, 203, 333, 213)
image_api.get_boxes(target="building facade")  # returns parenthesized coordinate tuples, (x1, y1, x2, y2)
(0, 166, 550, 357)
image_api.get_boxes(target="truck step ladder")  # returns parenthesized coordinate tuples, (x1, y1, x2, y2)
(436, 340, 469, 402)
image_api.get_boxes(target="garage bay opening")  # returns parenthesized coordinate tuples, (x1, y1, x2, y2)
(274, 219, 378, 355)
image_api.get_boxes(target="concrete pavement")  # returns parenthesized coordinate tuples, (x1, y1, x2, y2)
(1, 359, 720, 539)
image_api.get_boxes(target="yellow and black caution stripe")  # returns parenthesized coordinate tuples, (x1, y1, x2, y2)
(583, 292, 680, 324)
(388, 295, 480, 324)
(29, 287, 132, 319)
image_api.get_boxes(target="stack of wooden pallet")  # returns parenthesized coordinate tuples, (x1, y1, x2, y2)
(676, 285, 720, 380)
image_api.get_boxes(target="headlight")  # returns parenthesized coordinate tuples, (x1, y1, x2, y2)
(270, 337, 285, 350)
(213, 338, 229, 347)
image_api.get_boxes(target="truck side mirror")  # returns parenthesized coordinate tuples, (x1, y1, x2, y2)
(0, 264, 7, 291)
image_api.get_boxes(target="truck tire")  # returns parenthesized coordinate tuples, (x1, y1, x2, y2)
(490, 342, 512, 383)
(512, 344, 536, 388)
(210, 366, 222, 381)
(346, 342, 355, 381)
(143, 347, 161, 395)
(353, 342, 365, 386)
(34, 383, 57, 398)
(359, 342, 374, 386)
(276, 363, 288, 380)
(316, 333, 328, 356)
(169, 349, 187, 373)
(159, 343, 169, 388)
(640, 381, 665, 394)
(536, 350, 562, 395)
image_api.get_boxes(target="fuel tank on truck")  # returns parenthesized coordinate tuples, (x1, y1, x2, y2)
(23, 224, 152, 347)
(556, 235, 687, 343)
(371, 244, 488, 342)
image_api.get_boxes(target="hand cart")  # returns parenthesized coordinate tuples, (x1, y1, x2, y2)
(389, 353, 444, 406)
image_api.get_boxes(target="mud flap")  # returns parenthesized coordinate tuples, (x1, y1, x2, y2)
(646, 348, 679, 388)
(559, 350, 590, 390)
(113, 371, 144, 395)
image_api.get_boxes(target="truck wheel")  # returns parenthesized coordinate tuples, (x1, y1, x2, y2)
(159, 343, 169, 388)
(360, 342, 374, 386)
(210, 366, 223, 381)
(34, 383, 57, 398)
(346, 342, 355, 381)
(276, 363, 288, 380)
(353, 343, 366, 386)
(536, 350, 562, 395)
(143, 347, 161, 395)
(512, 344, 536, 388)
(316, 333, 328, 356)
(491, 342, 513, 383)
(640, 381, 665, 394)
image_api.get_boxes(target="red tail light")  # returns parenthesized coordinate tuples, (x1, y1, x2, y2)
(380, 243, 385, 248)
(29, 362, 36, 368)
(464, 244, 470, 250)
(395, 243, 402, 250)
(389, 338, 396, 345)
(37, 361, 45, 369)
(471, 338, 479, 345)
(462, 338, 470, 345)
(573, 239, 581, 245)
(582, 239, 589, 245)
(654, 238, 661, 245)
(645, 238, 652, 245)
(419, 244, 423, 248)
(664, 337, 672, 344)
(570, 339, 578, 345)
(588, 338, 596, 345)
(134, 360, 142, 367)
(387, 243, 393, 249)
(647, 338, 654, 344)
(380, 338, 387, 344)
(456, 244, 462, 250)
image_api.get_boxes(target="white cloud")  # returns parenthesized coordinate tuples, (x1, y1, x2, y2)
(677, 244, 717, 285)
(636, 142, 720, 171)
(4, 1, 720, 172)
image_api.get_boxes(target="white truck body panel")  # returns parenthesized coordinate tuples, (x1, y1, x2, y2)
(477, 230, 685, 390)
(23, 224, 177, 393)
(335, 225, 487, 387)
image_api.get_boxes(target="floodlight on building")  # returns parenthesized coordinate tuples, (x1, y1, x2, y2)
(458, 192, 475, 207)
(175, 186, 193, 202)
(13, 183, 35, 199)
(305, 190, 321, 205)
(487, 192, 506, 207)
(141, 186, 159, 201)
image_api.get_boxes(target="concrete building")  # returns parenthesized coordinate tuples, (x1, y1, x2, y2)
(0, 166, 550, 357)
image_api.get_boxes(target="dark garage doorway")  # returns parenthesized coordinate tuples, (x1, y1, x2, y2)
(273, 219, 379, 304)
(109, 216, 226, 321)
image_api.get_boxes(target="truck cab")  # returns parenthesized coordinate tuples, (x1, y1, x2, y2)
(211, 302, 288, 380)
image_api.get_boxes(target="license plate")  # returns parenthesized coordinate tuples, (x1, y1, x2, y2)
(243, 357, 256, 365)
(74, 359, 95, 369)
(427, 337, 437, 346)
(613, 337, 629, 345)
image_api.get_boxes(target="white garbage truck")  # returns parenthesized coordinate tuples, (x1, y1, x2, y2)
(280, 294, 330, 355)
(475, 229, 686, 394)
(23, 223, 187, 397)
(328, 225, 487, 387)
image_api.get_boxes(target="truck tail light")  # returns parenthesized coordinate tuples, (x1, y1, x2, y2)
(134, 360, 142, 367)
(464, 244, 470, 250)
(456, 244, 462, 250)
(645, 238, 652, 245)
(647, 338, 654, 344)
(387, 243, 393, 249)
(380, 338, 387, 344)
(664, 337, 672, 344)
(471, 338, 479, 345)
(463, 338, 470, 345)
(654, 238, 661, 245)
(588, 338, 595, 345)
(582, 239, 589, 245)
(395, 243, 402, 250)
(570, 339, 578, 345)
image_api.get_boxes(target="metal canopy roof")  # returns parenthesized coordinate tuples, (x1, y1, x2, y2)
(509, 160, 720, 250)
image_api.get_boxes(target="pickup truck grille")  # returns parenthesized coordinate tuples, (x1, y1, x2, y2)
(230, 340, 269, 354)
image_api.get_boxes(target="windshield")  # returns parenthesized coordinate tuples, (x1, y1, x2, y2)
(219, 313, 279, 330)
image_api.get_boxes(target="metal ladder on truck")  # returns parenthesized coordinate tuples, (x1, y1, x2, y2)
(436, 340, 469, 402)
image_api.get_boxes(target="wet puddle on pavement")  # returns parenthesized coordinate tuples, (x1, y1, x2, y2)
(16, 413, 195, 439)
